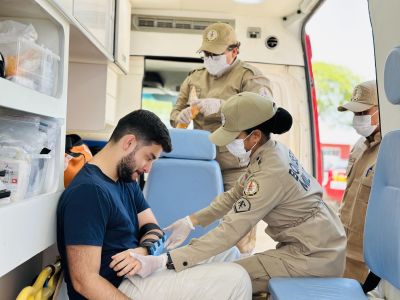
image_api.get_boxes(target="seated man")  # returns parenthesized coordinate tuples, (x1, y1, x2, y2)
(57, 109, 251, 300)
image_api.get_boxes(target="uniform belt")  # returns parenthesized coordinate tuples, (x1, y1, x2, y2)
(275, 200, 325, 229)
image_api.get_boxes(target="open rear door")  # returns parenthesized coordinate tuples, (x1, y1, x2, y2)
(368, 0, 400, 135)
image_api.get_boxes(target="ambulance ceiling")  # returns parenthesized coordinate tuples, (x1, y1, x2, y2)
(130, 0, 318, 18)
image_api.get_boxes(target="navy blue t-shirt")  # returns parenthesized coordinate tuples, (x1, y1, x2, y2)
(57, 164, 150, 300)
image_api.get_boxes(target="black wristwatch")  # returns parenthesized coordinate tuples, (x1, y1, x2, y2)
(166, 252, 175, 270)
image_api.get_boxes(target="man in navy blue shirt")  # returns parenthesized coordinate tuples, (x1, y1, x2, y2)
(58, 110, 172, 299)
(57, 110, 251, 300)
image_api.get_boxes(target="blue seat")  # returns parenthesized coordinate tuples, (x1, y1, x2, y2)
(268, 130, 400, 300)
(143, 128, 224, 243)
(269, 278, 366, 300)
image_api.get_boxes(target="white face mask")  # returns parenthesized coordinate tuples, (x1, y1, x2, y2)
(203, 55, 230, 77)
(352, 110, 378, 137)
(226, 132, 257, 167)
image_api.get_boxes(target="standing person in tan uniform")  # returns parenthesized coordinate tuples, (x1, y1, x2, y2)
(132, 92, 346, 296)
(337, 80, 381, 283)
(170, 22, 272, 255)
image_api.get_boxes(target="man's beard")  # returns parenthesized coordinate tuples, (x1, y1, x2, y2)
(117, 150, 140, 182)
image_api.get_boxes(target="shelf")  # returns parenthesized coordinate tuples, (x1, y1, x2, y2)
(0, 78, 65, 118)
(0, 191, 62, 277)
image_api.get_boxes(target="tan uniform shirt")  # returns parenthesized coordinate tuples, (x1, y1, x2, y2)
(339, 132, 381, 266)
(170, 59, 272, 188)
(171, 140, 346, 275)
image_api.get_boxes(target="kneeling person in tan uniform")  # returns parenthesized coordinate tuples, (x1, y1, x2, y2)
(132, 92, 347, 296)
(171, 22, 272, 254)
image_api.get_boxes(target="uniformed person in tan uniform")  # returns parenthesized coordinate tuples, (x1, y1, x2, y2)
(337, 80, 381, 283)
(160, 92, 346, 296)
(170, 23, 272, 254)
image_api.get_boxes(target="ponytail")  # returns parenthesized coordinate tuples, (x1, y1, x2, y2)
(244, 107, 292, 137)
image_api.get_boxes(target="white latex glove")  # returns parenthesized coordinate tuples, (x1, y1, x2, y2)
(164, 216, 195, 250)
(176, 107, 192, 125)
(192, 98, 222, 116)
(129, 252, 167, 278)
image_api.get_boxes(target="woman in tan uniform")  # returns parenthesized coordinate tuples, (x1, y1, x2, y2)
(171, 22, 272, 255)
(131, 92, 346, 297)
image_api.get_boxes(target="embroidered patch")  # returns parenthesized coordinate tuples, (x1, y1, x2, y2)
(234, 198, 251, 213)
(239, 173, 252, 186)
(244, 179, 259, 196)
(207, 29, 218, 41)
(353, 86, 362, 100)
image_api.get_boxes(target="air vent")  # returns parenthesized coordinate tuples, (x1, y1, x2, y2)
(175, 22, 191, 30)
(138, 18, 155, 28)
(192, 22, 209, 31)
(157, 19, 173, 28)
(132, 15, 235, 34)
(265, 36, 278, 49)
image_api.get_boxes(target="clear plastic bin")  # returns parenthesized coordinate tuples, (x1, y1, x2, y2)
(0, 38, 60, 97)
(26, 153, 52, 198)
(0, 153, 52, 201)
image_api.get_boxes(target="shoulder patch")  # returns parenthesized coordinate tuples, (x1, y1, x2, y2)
(234, 198, 251, 213)
(239, 172, 253, 186)
(241, 62, 262, 76)
(188, 67, 206, 76)
(244, 179, 259, 196)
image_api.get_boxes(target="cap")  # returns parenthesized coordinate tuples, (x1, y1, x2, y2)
(210, 92, 277, 146)
(198, 23, 238, 54)
(338, 80, 378, 112)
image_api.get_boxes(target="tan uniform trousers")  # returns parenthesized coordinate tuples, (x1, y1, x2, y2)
(235, 250, 300, 294)
(344, 256, 369, 284)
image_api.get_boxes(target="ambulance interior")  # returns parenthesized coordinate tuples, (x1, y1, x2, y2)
(0, 0, 399, 298)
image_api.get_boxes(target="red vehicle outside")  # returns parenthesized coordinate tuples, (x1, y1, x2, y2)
(321, 143, 350, 203)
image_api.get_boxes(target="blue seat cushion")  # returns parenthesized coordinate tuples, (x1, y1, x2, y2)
(143, 158, 223, 242)
(269, 277, 368, 300)
(162, 129, 216, 160)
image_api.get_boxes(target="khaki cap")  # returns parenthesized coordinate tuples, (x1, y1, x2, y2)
(198, 23, 238, 54)
(338, 80, 378, 112)
(210, 92, 276, 146)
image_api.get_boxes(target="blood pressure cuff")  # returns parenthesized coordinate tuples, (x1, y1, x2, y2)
(139, 223, 166, 256)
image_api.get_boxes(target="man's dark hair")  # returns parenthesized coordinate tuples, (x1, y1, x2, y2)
(110, 110, 172, 153)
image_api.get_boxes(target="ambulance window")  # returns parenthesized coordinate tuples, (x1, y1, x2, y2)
(141, 58, 203, 128)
